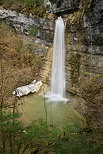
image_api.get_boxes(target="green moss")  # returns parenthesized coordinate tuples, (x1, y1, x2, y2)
(28, 26, 38, 37)
(70, 0, 93, 24)
(69, 53, 81, 84)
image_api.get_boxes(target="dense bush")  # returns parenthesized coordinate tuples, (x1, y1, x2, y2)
(0, 111, 103, 154)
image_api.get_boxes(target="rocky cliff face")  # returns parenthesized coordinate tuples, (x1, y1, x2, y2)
(0, 0, 103, 126)
(65, 0, 103, 94)
(45, 0, 79, 14)
(43, 0, 103, 95)
(1, 0, 102, 95)
(44, 0, 103, 128)
(46, 0, 103, 128)
(0, 6, 55, 46)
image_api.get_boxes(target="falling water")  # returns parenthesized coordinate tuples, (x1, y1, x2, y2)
(45, 17, 68, 102)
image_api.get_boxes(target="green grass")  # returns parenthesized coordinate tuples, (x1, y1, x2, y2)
(0, 0, 45, 17)
(0, 0, 44, 7)
(29, 26, 38, 37)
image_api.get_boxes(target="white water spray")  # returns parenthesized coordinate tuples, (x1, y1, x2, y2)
(45, 17, 68, 102)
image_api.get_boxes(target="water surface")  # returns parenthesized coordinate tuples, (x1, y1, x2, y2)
(18, 95, 86, 129)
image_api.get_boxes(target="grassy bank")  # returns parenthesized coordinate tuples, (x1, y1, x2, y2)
(0, 0, 45, 17)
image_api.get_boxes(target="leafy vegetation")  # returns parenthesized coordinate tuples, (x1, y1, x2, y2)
(0, 110, 103, 154)
(0, 0, 44, 6)
(29, 26, 38, 37)
(0, 0, 45, 17)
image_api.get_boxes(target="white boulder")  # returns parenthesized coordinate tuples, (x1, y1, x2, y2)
(13, 80, 42, 97)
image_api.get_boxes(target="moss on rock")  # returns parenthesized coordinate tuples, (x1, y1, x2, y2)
(69, 53, 81, 85)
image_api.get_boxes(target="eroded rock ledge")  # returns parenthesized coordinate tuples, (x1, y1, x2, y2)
(44, 0, 79, 15)
(0, 6, 55, 46)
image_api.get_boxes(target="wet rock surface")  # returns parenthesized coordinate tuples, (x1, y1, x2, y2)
(43, 0, 103, 128)
(65, 0, 103, 94)
(42, 0, 103, 95)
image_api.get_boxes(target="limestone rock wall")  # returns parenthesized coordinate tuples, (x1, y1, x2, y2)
(0, 0, 103, 96)
(43, 0, 103, 95)
(45, 0, 79, 14)
(42, 0, 103, 97)
(65, 0, 103, 94)
(0, 6, 55, 46)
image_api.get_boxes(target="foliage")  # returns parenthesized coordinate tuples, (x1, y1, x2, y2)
(24, 0, 44, 7)
(0, 0, 44, 6)
(0, 110, 103, 154)
(0, 22, 45, 103)
(0, 111, 61, 153)
(0, 111, 23, 154)
(0, 0, 45, 17)
(29, 26, 38, 37)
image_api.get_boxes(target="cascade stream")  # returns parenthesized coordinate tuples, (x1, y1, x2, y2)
(45, 17, 68, 102)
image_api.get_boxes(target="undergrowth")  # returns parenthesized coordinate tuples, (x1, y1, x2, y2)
(0, 22, 45, 102)
(80, 77, 103, 129)
(0, 111, 103, 154)
(0, 0, 45, 17)
(0, 0, 44, 6)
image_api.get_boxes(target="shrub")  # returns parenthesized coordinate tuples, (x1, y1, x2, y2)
(24, 0, 44, 7)
(29, 26, 38, 37)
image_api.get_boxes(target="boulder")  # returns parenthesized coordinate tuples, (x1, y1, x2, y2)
(13, 80, 42, 97)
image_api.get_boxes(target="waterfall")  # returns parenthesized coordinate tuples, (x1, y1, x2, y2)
(45, 17, 68, 102)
